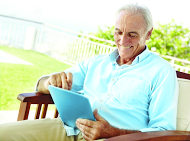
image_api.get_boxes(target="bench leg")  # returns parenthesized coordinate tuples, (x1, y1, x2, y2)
(41, 104, 48, 118)
(17, 102, 31, 121)
(35, 104, 42, 119)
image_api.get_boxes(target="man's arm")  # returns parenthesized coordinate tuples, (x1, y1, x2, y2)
(140, 67, 179, 132)
(37, 72, 73, 94)
(76, 109, 140, 141)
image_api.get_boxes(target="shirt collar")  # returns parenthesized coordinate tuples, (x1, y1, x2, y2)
(109, 49, 119, 63)
(109, 45, 150, 64)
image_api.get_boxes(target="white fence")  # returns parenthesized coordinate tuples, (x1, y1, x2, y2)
(32, 25, 116, 65)
(159, 54, 190, 73)
(0, 15, 190, 73)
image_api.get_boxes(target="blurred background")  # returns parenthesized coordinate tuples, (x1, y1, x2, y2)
(0, 0, 190, 123)
(1, 0, 190, 33)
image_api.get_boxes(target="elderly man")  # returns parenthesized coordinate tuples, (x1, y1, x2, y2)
(0, 3, 178, 141)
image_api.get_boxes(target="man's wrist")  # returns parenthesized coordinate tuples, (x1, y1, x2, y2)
(111, 126, 141, 137)
(37, 76, 50, 94)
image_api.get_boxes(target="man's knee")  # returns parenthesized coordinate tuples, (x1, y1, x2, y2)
(0, 118, 65, 141)
(0, 121, 28, 141)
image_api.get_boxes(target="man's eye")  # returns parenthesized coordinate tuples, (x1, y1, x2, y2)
(116, 31, 122, 35)
(129, 34, 137, 38)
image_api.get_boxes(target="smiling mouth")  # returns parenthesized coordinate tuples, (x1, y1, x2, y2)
(121, 46, 133, 49)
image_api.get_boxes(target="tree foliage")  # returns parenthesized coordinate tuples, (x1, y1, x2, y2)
(87, 20, 190, 61)
(147, 20, 190, 60)
(88, 26, 116, 46)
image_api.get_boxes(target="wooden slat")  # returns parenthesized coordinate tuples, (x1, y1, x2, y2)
(54, 108, 59, 118)
(41, 104, 48, 118)
(17, 102, 31, 121)
(35, 104, 42, 119)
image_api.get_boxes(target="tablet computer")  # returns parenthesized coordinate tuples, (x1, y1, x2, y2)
(48, 85, 95, 128)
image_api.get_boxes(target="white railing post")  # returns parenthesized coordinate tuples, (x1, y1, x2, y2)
(24, 27, 36, 50)
(170, 59, 175, 65)
(7, 18, 13, 47)
(38, 25, 44, 53)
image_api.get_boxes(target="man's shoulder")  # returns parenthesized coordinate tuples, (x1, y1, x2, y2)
(149, 52, 173, 68)
(145, 52, 176, 77)
(138, 52, 177, 86)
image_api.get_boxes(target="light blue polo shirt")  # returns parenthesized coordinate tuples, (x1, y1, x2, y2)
(50, 46, 179, 135)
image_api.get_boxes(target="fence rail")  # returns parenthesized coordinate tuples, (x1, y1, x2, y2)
(0, 15, 190, 73)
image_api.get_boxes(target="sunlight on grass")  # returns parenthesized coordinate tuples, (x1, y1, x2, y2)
(0, 46, 71, 110)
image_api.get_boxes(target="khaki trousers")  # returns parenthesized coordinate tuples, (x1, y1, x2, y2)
(0, 118, 105, 141)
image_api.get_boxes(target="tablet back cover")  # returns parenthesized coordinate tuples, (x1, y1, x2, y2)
(49, 85, 95, 128)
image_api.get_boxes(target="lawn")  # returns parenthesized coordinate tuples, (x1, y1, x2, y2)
(0, 46, 71, 110)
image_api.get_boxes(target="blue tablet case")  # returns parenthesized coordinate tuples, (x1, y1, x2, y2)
(48, 85, 95, 128)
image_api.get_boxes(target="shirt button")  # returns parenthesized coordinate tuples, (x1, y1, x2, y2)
(111, 78, 116, 82)
(107, 93, 111, 96)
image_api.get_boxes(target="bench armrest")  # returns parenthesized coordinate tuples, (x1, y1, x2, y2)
(17, 92, 58, 121)
(105, 130, 190, 141)
(17, 92, 54, 104)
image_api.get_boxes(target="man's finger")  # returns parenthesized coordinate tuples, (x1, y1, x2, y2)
(56, 73, 62, 88)
(49, 75, 57, 87)
(76, 121, 94, 139)
(67, 72, 73, 90)
(82, 133, 92, 141)
(60, 72, 68, 90)
(76, 119, 93, 127)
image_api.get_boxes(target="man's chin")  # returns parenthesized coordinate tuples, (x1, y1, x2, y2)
(118, 53, 133, 60)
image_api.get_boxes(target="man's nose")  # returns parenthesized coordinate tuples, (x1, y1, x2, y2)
(120, 35, 129, 47)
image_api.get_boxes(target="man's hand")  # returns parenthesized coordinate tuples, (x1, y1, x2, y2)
(45, 72, 73, 90)
(37, 72, 73, 94)
(76, 109, 115, 141)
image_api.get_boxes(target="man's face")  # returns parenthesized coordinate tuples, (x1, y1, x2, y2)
(114, 11, 152, 61)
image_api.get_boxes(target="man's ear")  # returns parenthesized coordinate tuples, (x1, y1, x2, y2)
(146, 28, 153, 40)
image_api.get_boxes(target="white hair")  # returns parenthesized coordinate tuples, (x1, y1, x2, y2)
(116, 3, 153, 33)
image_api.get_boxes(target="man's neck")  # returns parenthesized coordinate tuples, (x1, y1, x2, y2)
(117, 46, 146, 66)
(117, 56, 136, 66)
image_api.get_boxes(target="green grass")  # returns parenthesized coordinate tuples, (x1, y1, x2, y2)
(0, 46, 71, 110)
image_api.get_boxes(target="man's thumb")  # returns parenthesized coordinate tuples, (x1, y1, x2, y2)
(93, 109, 104, 121)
